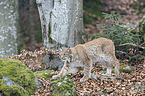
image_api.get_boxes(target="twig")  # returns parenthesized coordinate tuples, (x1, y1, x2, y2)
(119, 43, 145, 49)
(116, 51, 127, 54)
(141, 42, 145, 46)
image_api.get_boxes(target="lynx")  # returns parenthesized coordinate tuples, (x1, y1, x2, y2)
(52, 37, 119, 82)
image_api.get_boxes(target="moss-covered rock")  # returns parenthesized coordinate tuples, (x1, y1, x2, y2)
(34, 70, 53, 79)
(119, 65, 134, 73)
(0, 59, 36, 96)
(35, 70, 76, 96)
(50, 77, 76, 96)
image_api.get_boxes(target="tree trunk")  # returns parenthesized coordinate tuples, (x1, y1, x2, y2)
(36, 0, 83, 48)
(0, 0, 19, 55)
(29, 0, 35, 51)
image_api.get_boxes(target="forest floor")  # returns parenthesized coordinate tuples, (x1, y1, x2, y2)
(14, 0, 145, 95)
(10, 48, 145, 96)
(33, 63, 145, 96)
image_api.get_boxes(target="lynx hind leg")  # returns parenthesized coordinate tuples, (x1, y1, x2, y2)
(108, 58, 120, 76)
(103, 41, 119, 76)
(104, 58, 119, 77)
(115, 59, 120, 76)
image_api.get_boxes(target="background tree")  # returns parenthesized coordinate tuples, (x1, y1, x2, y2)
(36, 0, 83, 48)
(19, 0, 42, 52)
(0, 0, 19, 55)
(29, 0, 35, 51)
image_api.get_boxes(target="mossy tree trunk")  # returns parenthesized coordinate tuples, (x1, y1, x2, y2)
(0, 0, 19, 55)
(36, 0, 83, 48)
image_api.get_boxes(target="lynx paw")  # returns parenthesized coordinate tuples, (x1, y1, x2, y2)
(105, 73, 111, 76)
(80, 77, 89, 82)
(52, 75, 60, 79)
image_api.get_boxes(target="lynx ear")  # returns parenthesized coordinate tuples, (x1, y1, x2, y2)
(67, 48, 72, 54)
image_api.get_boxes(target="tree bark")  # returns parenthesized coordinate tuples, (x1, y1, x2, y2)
(0, 0, 19, 55)
(36, 0, 83, 48)
(29, 0, 35, 51)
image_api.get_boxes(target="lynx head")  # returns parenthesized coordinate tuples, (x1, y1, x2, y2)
(60, 48, 72, 63)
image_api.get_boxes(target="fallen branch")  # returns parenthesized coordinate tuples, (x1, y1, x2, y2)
(116, 51, 127, 54)
(119, 43, 145, 49)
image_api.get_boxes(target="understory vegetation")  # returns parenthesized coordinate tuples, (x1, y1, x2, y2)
(82, 12, 145, 65)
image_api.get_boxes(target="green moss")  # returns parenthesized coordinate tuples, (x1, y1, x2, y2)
(0, 84, 13, 96)
(119, 65, 134, 73)
(12, 85, 22, 95)
(50, 77, 66, 85)
(129, 28, 137, 34)
(53, 83, 75, 96)
(0, 79, 4, 86)
(0, 59, 36, 95)
(0, 74, 2, 79)
(34, 70, 53, 79)
(0, 83, 29, 96)
(65, 74, 72, 79)
(34, 69, 76, 96)
(50, 77, 76, 96)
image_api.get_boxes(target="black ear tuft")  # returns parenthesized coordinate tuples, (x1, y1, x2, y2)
(67, 48, 72, 54)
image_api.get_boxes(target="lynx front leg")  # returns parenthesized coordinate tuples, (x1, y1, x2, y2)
(80, 60, 92, 82)
(105, 67, 112, 76)
(52, 65, 68, 79)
